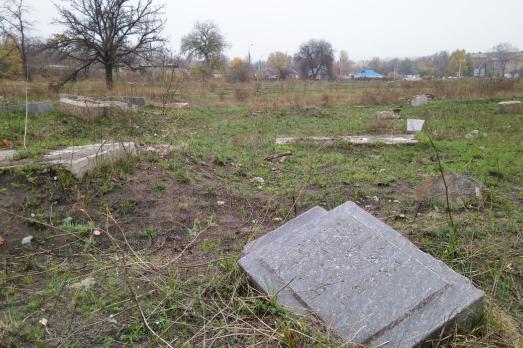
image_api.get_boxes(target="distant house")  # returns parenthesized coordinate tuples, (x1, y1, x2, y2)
(471, 52, 523, 78)
(354, 69, 384, 79)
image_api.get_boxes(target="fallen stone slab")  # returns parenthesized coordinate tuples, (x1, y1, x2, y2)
(0, 101, 54, 115)
(275, 134, 418, 145)
(498, 101, 521, 113)
(0, 149, 16, 162)
(58, 97, 130, 121)
(240, 202, 484, 347)
(411, 95, 431, 107)
(416, 173, 483, 206)
(43, 142, 136, 178)
(407, 119, 425, 133)
(169, 102, 191, 109)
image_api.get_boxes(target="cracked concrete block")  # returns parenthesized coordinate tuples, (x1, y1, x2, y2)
(43, 142, 136, 178)
(498, 101, 521, 113)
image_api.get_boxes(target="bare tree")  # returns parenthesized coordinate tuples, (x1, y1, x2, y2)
(50, 0, 166, 89)
(491, 43, 519, 78)
(0, 0, 32, 80)
(181, 21, 228, 75)
(294, 39, 335, 80)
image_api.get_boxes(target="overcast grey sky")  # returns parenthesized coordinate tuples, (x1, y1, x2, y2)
(26, 0, 523, 61)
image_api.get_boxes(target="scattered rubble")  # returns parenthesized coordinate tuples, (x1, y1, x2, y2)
(264, 151, 292, 162)
(416, 173, 483, 206)
(139, 144, 174, 157)
(275, 134, 418, 145)
(251, 177, 265, 185)
(172, 102, 191, 109)
(465, 130, 480, 139)
(240, 202, 484, 347)
(498, 100, 521, 113)
(376, 109, 401, 119)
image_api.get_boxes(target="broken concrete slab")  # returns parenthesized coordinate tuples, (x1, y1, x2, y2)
(108, 96, 146, 107)
(240, 202, 484, 347)
(0, 149, 16, 162)
(416, 173, 483, 206)
(275, 134, 418, 145)
(43, 142, 136, 178)
(411, 95, 431, 107)
(407, 119, 426, 133)
(58, 97, 130, 121)
(167, 102, 191, 109)
(0, 101, 54, 115)
(498, 101, 521, 113)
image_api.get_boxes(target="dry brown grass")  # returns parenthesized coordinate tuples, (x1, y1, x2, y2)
(0, 76, 522, 108)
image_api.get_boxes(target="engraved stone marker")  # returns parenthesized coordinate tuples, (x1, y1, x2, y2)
(240, 202, 484, 347)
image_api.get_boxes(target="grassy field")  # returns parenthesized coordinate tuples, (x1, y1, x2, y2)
(0, 80, 522, 347)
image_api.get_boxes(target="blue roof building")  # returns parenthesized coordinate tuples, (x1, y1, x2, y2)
(354, 69, 384, 79)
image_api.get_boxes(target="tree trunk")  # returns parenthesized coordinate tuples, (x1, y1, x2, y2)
(105, 64, 114, 89)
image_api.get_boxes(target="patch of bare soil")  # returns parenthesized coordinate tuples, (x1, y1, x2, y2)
(0, 158, 275, 273)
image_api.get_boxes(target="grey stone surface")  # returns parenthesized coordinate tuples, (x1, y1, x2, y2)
(411, 95, 430, 107)
(407, 119, 425, 133)
(275, 134, 418, 145)
(108, 96, 146, 107)
(43, 142, 136, 178)
(58, 97, 130, 120)
(416, 173, 483, 206)
(240, 202, 484, 347)
(123, 96, 146, 107)
(0, 101, 54, 115)
(0, 149, 16, 162)
(498, 100, 521, 113)
(242, 206, 327, 256)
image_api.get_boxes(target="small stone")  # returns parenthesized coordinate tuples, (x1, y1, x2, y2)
(108, 315, 118, 324)
(69, 277, 96, 290)
(39, 318, 48, 326)
(416, 173, 483, 207)
(92, 229, 102, 237)
(216, 200, 226, 206)
(251, 177, 265, 185)
(21, 235, 33, 246)
(465, 130, 480, 139)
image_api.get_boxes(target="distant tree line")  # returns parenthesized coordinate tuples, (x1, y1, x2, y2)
(0, 0, 521, 88)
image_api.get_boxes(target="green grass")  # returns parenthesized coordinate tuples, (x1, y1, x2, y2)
(1, 94, 522, 347)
